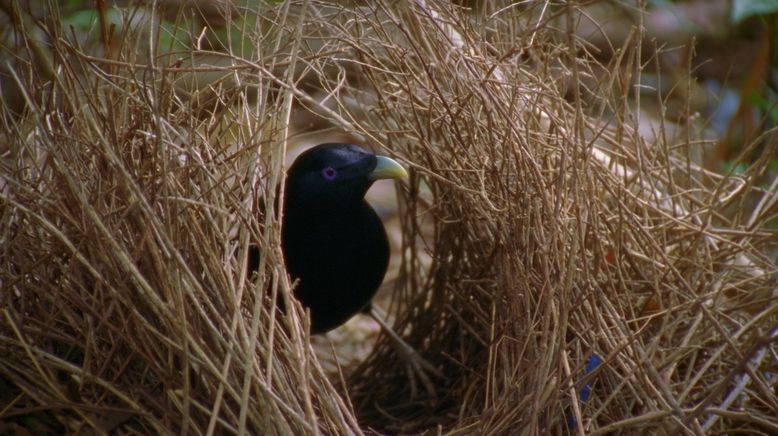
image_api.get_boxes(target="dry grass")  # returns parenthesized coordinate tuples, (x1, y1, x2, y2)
(2, 1, 777, 434)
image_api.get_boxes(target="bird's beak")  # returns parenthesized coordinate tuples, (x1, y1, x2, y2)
(368, 155, 408, 181)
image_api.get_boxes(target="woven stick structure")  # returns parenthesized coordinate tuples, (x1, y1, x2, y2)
(1, 1, 776, 434)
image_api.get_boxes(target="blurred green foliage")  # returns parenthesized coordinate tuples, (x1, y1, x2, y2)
(56, 1, 266, 57)
(732, 0, 778, 24)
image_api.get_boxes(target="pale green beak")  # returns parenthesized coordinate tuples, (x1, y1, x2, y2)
(368, 155, 408, 181)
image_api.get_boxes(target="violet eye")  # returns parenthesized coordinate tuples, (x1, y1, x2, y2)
(321, 167, 337, 180)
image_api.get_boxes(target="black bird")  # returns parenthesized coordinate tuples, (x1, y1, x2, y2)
(281, 143, 407, 333)
(279, 143, 441, 396)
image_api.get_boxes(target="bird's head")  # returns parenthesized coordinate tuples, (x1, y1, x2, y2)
(284, 143, 408, 210)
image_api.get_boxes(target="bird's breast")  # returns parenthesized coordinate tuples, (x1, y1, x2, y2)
(281, 203, 390, 333)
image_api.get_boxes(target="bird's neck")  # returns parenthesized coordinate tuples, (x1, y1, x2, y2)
(285, 187, 367, 213)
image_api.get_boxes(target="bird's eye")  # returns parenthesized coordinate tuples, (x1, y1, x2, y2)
(321, 167, 337, 180)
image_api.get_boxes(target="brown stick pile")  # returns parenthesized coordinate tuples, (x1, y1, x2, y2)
(1, 1, 776, 434)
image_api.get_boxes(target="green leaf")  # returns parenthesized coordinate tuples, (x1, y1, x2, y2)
(721, 160, 749, 176)
(732, 0, 778, 24)
(62, 10, 99, 32)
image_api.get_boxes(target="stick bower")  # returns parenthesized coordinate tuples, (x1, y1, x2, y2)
(2, 1, 777, 434)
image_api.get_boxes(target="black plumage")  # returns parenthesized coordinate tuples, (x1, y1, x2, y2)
(281, 143, 407, 334)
